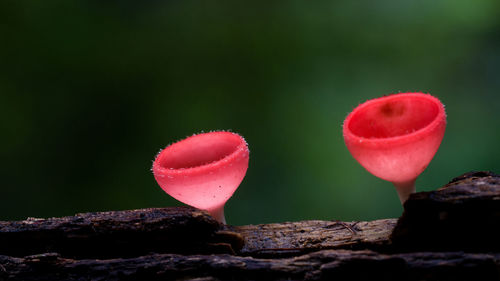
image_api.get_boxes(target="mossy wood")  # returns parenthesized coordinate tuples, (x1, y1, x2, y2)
(0, 171, 499, 281)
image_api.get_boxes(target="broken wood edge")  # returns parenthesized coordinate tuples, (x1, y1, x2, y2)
(390, 171, 500, 252)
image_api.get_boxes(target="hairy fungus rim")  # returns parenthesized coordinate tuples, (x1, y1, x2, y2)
(153, 131, 249, 175)
(343, 92, 446, 148)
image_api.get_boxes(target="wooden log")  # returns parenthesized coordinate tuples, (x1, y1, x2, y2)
(0, 209, 399, 259)
(0, 208, 396, 259)
(234, 219, 396, 257)
(0, 207, 230, 258)
(390, 171, 500, 252)
(0, 171, 498, 280)
(1, 250, 499, 281)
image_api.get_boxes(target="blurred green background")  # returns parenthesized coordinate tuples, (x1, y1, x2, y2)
(1, 1, 499, 225)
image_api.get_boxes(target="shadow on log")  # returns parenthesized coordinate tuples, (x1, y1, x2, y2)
(0, 171, 499, 280)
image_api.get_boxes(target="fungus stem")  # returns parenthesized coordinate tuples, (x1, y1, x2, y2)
(393, 179, 416, 204)
(207, 206, 226, 224)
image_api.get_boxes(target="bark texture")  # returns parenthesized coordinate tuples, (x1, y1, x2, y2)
(0, 171, 499, 281)
(1, 250, 499, 281)
(391, 171, 500, 252)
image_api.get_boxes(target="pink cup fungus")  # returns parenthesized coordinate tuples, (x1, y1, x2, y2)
(343, 92, 446, 203)
(152, 131, 249, 224)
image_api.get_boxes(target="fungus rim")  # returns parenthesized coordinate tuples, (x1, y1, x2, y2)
(343, 92, 446, 148)
(153, 131, 249, 176)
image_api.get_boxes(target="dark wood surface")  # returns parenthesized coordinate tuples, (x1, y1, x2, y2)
(391, 171, 500, 252)
(0, 171, 499, 280)
(1, 250, 499, 281)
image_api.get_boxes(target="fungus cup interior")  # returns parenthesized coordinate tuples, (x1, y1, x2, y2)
(158, 132, 243, 170)
(348, 96, 440, 139)
(343, 93, 446, 204)
(153, 131, 249, 224)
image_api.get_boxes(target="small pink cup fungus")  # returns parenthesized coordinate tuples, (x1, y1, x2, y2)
(152, 131, 249, 224)
(343, 93, 446, 203)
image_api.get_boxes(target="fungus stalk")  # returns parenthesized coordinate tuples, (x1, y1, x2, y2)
(206, 204, 226, 224)
(393, 179, 416, 204)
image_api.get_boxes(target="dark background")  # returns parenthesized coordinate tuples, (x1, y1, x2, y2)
(1, 1, 499, 225)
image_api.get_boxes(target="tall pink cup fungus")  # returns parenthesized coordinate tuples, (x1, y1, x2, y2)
(152, 131, 249, 224)
(343, 93, 446, 203)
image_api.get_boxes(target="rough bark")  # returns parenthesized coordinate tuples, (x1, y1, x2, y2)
(0, 171, 499, 280)
(1, 250, 499, 281)
(0, 207, 228, 258)
(235, 218, 396, 257)
(390, 171, 500, 252)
